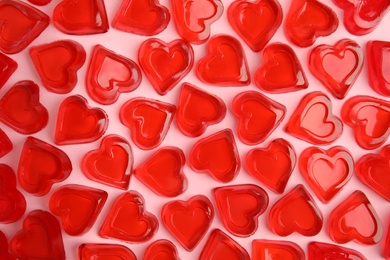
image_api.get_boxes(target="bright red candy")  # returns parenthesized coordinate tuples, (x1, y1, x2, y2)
(285, 91, 343, 145)
(328, 190, 383, 245)
(255, 43, 308, 93)
(0, 0, 49, 54)
(245, 138, 296, 194)
(308, 241, 367, 260)
(86, 44, 142, 105)
(384, 217, 390, 259)
(28, 0, 51, 5)
(49, 184, 108, 236)
(100, 191, 158, 243)
(10, 210, 66, 260)
(112, 0, 170, 35)
(30, 40, 86, 94)
(143, 239, 180, 260)
(232, 91, 286, 145)
(82, 134, 133, 190)
(0, 52, 17, 89)
(119, 97, 176, 150)
(227, 0, 282, 52)
(341, 95, 390, 150)
(355, 145, 390, 201)
(268, 184, 323, 236)
(299, 146, 354, 203)
(252, 239, 305, 260)
(199, 229, 250, 260)
(161, 195, 214, 251)
(52, 0, 109, 35)
(17, 136, 72, 196)
(176, 83, 226, 137)
(285, 0, 338, 47)
(138, 38, 194, 95)
(196, 34, 250, 86)
(54, 95, 108, 145)
(213, 184, 269, 237)
(366, 40, 390, 97)
(333, 0, 390, 35)
(309, 39, 364, 99)
(134, 146, 187, 197)
(0, 164, 26, 223)
(79, 243, 136, 260)
(0, 230, 15, 260)
(0, 80, 48, 135)
(0, 128, 12, 158)
(171, 0, 223, 44)
(189, 129, 240, 183)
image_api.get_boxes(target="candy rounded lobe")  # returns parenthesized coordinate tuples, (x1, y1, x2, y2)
(366, 40, 390, 97)
(143, 239, 180, 260)
(308, 241, 367, 260)
(0, 52, 18, 89)
(0, 230, 15, 260)
(252, 239, 305, 260)
(79, 243, 136, 260)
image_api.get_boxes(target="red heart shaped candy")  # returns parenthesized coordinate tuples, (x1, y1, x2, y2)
(0, 52, 17, 89)
(79, 243, 136, 260)
(0, 128, 12, 158)
(252, 240, 305, 260)
(308, 241, 367, 260)
(367, 40, 390, 97)
(143, 239, 180, 260)
(28, 0, 51, 5)
(0, 230, 15, 260)
(384, 217, 390, 259)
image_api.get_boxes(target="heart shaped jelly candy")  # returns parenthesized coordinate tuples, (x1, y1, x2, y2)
(0, 128, 12, 158)
(366, 40, 390, 97)
(252, 239, 305, 260)
(78, 243, 136, 260)
(308, 241, 367, 260)
(0, 230, 15, 260)
(0, 52, 17, 89)
(143, 239, 180, 260)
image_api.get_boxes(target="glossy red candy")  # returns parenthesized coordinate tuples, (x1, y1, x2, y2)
(285, 91, 343, 145)
(341, 95, 390, 149)
(199, 229, 250, 260)
(355, 145, 390, 201)
(30, 40, 87, 94)
(171, 0, 223, 44)
(79, 243, 136, 260)
(176, 83, 226, 137)
(54, 95, 108, 145)
(0, 164, 26, 223)
(134, 146, 187, 197)
(367, 41, 390, 97)
(309, 39, 363, 99)
(232, 91, 286, 145)
(299, 146, 354, 203)
(384, 217, 390, 259)
(112, 0, 170, 35)
(28, 0, 51, 5)
(213, 184, 268, 237)
(0, 0, 49, 54)
(0, 230, 15, 260)
(82, 135, 133, 190)
(285, 0, 338, 47)
(10, 210, 65, 260)
(52, 0, 109, 35)
(161, 195, 214, 251)
(0, 128, 12, 158)
(0, 53, 17, 89)
(255, 43, 308, 93)
(17, 137, 72, 196)
(227, 0, 282, 52)
(120, 97, 176, 150)
(196, 34, 250, 86)
(245, 138, 296, 194)
(49, 184, 108, 236)
(138, 38, 194, 95)
(86, 44, 142, 105)
(308, 241, 367, 260)
(143, 239, 180, 260)
(189, 129, 240, 183)
(328, 191, 383, 245)
(333, 0, 390, 35)
(100, 191, 158, 243)
(268, 184, 323, 236)
(252, 239, 305, 260)
(0, 80, 48, 135)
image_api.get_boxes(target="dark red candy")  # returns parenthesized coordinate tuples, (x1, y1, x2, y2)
(0, 230, 15, 260)
(28, 0, 51, 5)
(0, 53, 17, 89)
(79, 243, 136, 260)
(308, 241, 367, 260)
(0, 128, 12, 158)
(252, 239, 305, 260)
(366, 40, 390, 97)
(143, 239, 180, 260)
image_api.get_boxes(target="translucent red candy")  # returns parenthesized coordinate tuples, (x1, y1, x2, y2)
(227, 0, 283, 52)
(0, 230, 15, 260)
(86, 44, 142, 105)
(285, 0, 338, 47)
(308, 241, 367, 260)
(0, 128, 12, 158)
(10, 210, 65, 260)
(161, 195, 214, 251)
(30, 40, 86, 94)
(255, 42, 308, 93)
(49, 184, 108, 236)
(328, 191, 383, 245)
(213, 184, 269, 237)
(366, 40, 390, 97)
(0, 80, 48, 135)
(0, 0, 49, 54)
(196, 34, 250, 86)
(252, 239, 305, 260)
(143, 239, 180, 260)
(28, 0, 51, 5)
(82, 134, 133, 190)
(52, 0, 109, 35)
(0, 53, 17, 89)
(54, 95, 108, 145)
(17, 137, 72, 196)
(112, 0, 170, 36)
(78, 243, 136, 260)
(384, 217, 390, 259)
(268, 184, 323, 236)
